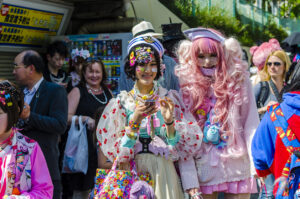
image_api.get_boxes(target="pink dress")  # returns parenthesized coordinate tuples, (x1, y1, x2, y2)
(0, 130, 53, 198)
(179, 79, 259, 194)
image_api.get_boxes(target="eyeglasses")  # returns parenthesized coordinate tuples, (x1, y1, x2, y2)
(13, 62, 25, 70)
(266, 62, 282, 67)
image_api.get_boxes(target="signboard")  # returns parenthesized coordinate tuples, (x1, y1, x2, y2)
(0, 0, 73, 51)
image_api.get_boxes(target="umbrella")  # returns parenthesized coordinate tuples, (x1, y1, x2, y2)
(282, 32, 300, 46)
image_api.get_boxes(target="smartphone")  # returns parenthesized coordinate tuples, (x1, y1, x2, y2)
(145, 99, 155, 106)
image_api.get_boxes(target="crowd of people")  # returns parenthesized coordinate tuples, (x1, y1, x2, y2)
(0, 20, 300, 199)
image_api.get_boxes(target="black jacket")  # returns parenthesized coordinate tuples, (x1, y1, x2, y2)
(21, 79, 68, 181)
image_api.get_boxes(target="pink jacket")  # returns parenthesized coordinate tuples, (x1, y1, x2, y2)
(0, 131, 53, 198)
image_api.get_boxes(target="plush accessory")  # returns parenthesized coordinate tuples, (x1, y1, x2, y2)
(203, 113, 220, 145)
(250, 39, 282, 71)
(129, 180, 155, 199)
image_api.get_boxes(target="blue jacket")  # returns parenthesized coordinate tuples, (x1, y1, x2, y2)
(252, 92, 300, 193)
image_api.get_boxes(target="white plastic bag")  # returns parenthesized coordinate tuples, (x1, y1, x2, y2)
(62, 115, 88, 174)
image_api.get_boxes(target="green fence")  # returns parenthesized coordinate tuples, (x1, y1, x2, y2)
(193, 0, 300, 33)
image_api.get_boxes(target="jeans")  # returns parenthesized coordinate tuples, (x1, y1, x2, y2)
(259, 174, 275, 199)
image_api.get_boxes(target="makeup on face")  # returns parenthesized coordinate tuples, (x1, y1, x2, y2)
(198, 53, 218, 68)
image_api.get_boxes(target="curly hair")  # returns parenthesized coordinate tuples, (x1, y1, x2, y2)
(176, 29, 250, 158)
(124, 44, 162, 81)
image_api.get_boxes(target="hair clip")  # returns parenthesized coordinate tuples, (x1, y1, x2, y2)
(0, 96, 6, 105)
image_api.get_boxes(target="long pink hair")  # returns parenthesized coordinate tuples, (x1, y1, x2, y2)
(176, 31, 249, 158)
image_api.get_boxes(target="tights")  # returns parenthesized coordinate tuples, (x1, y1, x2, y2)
(202, 193, 250, 199)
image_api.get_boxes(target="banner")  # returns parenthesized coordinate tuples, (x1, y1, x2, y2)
(0, 1, 72, 48)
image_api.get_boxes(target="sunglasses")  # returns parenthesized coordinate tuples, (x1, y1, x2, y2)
(266, 62, 282, 67)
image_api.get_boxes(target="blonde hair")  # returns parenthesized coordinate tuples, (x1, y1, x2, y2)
(260, 50, 291, 81)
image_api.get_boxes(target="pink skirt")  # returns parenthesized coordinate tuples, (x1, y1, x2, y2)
(199, 177, 258, 194)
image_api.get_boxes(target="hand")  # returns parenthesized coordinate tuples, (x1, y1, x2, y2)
(84, 116, 95, 130)
(188, 188, 201, 199)
(259, 101, 278, 114)
(132, 102, 158, 123)
(266, 101, 277, 108)
(20, 102, 30, 120)
(159, 97, 174, 123)
(58, 82, 68, 88)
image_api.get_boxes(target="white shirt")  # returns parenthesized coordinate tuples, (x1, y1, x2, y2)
(23, 77, 44, 105)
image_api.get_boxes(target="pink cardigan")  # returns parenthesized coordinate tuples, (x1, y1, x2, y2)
(179, 79, 259, 193)
(0, 131, 53, 198)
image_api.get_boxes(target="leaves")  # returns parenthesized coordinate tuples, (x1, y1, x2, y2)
(159, 0, 288, 46)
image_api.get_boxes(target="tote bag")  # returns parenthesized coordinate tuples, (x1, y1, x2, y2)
(62, 115, 89, 174)
(93, 159, 153, 199)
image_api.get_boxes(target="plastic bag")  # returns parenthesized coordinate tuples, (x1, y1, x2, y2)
(62, 115, 89, 174)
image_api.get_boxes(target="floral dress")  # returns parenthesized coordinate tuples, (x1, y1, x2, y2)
(96, 83, 202, 199)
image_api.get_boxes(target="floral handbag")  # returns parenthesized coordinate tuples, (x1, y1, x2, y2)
(93, 159, 154, 199)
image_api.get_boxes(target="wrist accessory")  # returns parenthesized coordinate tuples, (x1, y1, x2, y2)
(164, 120, 174, 126)
(191, 191, 202, 199)
(129, 120, 141, 130)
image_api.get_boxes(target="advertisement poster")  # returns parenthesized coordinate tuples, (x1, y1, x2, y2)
(0, 0, 73, 50)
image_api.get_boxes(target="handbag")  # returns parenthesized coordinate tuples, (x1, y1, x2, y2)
(62, 115, 89, 174)
(93, 159, 153, 199)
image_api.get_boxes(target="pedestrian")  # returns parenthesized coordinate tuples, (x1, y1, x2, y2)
(254, 50, 291, 118)
(176, 28, 259, 199)
(119, 21, 180, 92)
(96, 35, 201, 199)
(67, 48, 90, 93)
(13, 50, 68, 199)
(0, 80, 53, 198)
(249, 39, 282, 86)
(251, 64, 300, 198)
(67, 59, 113, 199)
(44, 40, 69, 87)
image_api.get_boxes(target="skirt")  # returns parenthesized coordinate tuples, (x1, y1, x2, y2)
(135, 153, 184, 199)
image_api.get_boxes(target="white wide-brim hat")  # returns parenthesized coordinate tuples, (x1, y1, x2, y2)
(132, 21, 163, 38)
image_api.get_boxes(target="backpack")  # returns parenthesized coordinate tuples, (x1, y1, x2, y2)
(257, 81, 270, 109)
(269, 104, 300, 199)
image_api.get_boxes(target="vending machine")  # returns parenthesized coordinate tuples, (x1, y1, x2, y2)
(52, 32, 133, 95)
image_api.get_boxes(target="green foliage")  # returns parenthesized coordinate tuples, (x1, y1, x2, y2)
(159, 0, 288, 46)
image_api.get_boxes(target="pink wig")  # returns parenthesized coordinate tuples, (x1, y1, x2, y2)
(250, 38, 282, 71)
(176, 32, 249, 158)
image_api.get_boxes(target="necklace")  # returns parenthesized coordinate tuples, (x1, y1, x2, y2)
(88, 88, 108, 104)
(0, 130, 14, 151)
(86, 84, 102, 93)
(131, 81, 159, 103)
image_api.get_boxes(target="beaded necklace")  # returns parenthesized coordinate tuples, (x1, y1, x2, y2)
(86, 84, 107, 104)
(131, 81, 159, 104)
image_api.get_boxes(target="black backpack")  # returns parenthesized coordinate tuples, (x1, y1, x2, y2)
(256, 81, 270, 109)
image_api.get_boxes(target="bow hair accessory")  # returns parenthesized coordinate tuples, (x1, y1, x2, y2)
(71, 48, 90, 60)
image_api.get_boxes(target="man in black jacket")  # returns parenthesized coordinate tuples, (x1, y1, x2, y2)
(13, 50, 68, 199)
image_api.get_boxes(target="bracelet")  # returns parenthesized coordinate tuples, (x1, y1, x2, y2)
(191, 192, 202, 199)
(127, 131, 138, 140)
(164, 120, 174, 126)
(129, 120, 141, 130)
